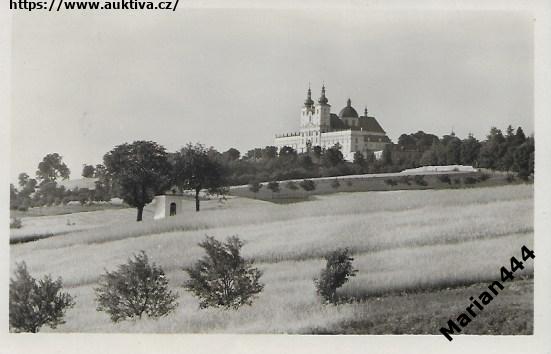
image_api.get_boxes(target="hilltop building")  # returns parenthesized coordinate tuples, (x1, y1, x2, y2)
(274, 85, 391, 160)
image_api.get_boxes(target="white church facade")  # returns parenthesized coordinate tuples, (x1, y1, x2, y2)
(274, 85, 391, 160)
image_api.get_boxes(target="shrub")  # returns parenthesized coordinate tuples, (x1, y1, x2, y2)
(453, 178, 461, 185)
(464, 176, 478, 185)
(346, 180, 353, 187)
(437, 174, 451, 184)
(506, 174, 515, 183)
(384, 178, 397, 186)
(184, 236, 264, 310)
(248, 181, 263, 198)
(413, 175, 428, 186)
(9, 262, 75, 333)
(10, 217, 22, 229)
(331, 179, 341, 189)
(299, 179, 316, 192)
(478, 173, 490, 182)
(286, 180, 299, 190)
(314, 248, 357, 304)
(95, 251, 178, 322)
(399, 176, 411, 185)
(267, 181, 280, 198)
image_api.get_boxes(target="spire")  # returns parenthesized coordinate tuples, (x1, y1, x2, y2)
(364, 107, 368, 116)
(304, 83, 314, 107)
(347, 98, 351, 107)
(318, 84, 328, 105)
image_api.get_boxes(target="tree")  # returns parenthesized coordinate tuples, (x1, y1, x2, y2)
(323, 144, 344, 167)
(513, 138, 535, 179)
(267, 181, 280, 198)
(460, 134, 481, 166)
(36, 153, 70, 184)
(104, 141, 172, 221)
(172, 143, 227, 212)
(314, 248, 357, 303)
(95, 251, 178, 322)
(81, 164, 96, 178)
(184, 236, 264, 309)
(10, 184, 19, 210)
(18, 173, 29, 188)
(222, 148, 241, 162)
(353, 151, 367, 171)
(261, 146, 278, 160)
(9, 262, 75, 333)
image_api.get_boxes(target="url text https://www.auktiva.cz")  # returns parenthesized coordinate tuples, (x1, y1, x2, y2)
(10, 0, 180, 11)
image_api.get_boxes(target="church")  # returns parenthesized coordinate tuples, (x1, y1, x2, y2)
(274, 85, 391, 160)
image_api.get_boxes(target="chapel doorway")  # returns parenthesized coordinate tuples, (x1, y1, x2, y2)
(170, 202, 177, 216)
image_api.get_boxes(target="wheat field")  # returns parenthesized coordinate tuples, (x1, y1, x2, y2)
(10, 184, 534, 334)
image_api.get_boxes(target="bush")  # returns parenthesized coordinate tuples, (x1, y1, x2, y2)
(464, 176, 478, 185)
(413, 175, 428, 186)
(95, 251, 178, 322)
(330, 179, 341, 189)
(478, 173, 490, 182)
(384, 178, 397, 186)
(453, 178, 461, 185)
(10, 217, 22, 229)
(184, 236, 264, 309)
(399, 176, 411, 185)
(315, 248, 357, 304)
(286, 180, 299, 190)
(346, 180, 353, 187)
(9, 262, 75, 333)
(299, 179, 316, 192)
(506, 174, 515, 183)
(437, 174, 451, 184)
(267, 181, 280, 197)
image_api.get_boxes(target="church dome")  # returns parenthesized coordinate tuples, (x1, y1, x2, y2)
(339, 98, 359, 118)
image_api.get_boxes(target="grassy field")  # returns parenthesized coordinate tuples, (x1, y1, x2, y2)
(9, 184, 534, 334)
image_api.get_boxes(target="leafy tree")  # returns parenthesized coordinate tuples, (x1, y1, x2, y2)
(222, 148, 241, 162)
(9, 262, 75, 333)
(10, 184, 19, 210)
(460, 134, 481, 166)
(314, 248, 357, 303)
(513, 138, 535, 179)
(248, 180, 263, 199)
(323, 144, 344, 167)
(172, 143, 227, 212)
(267, 181, 280, 198)
(36, 153, 70, 184)
(104, 141, 172, 221)
(353, 151, 366, 169)
(278, 146, 298, 164)
(261, 146, 278, 160)
(18, 173, 29, 188)
(515, 127, 527, 146)
(95, 251, 178, 322)
(81, 164, 96, 178)
(184, 236, 264, 309)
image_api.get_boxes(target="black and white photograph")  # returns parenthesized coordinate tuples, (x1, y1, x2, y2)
(1, 1, 551, 353)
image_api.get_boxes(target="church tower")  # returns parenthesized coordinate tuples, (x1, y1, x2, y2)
(300, 85, 315, 129)
(314, 85, 331, 132)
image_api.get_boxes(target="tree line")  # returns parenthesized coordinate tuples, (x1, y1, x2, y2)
(10, 125, 534, 220)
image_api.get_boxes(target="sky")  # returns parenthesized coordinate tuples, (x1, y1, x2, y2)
(10, 8, 534, 183)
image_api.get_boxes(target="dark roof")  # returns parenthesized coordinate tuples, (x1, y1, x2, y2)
(358, 116, 386, 134)
(329, 114, 347, 129)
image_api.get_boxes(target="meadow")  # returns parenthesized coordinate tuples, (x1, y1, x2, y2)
(9, 184, 534, 334)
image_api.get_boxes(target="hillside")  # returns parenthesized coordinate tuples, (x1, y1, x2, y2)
(10, 184, 534, 334)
